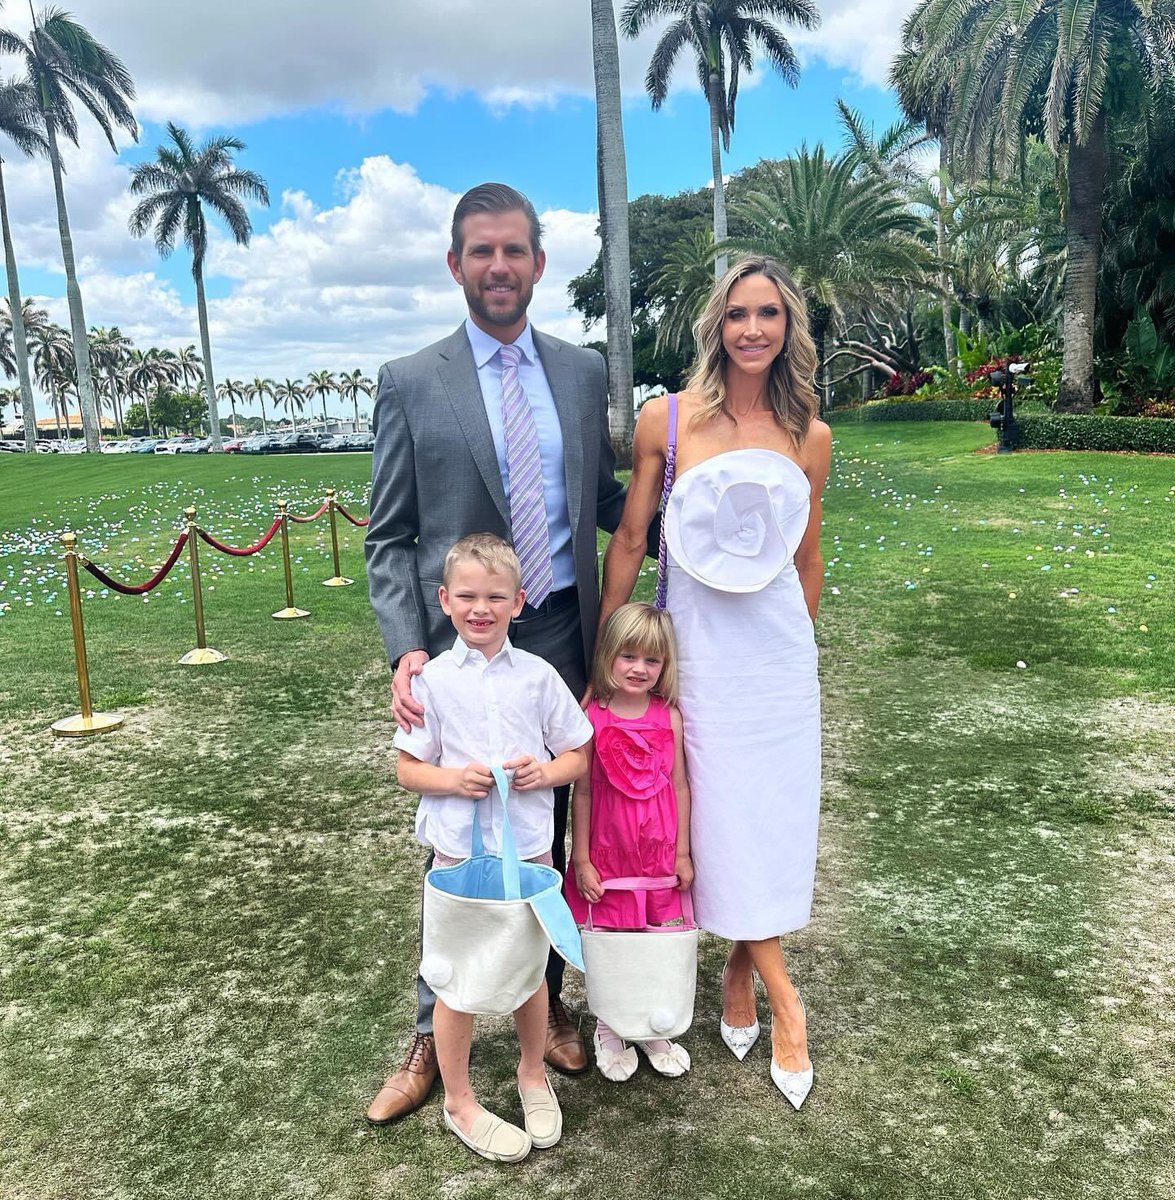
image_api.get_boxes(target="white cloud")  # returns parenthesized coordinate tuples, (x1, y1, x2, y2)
(4, 1, 910, 129)
(30, 157, 600, 390)
(792, 0, 920, 89)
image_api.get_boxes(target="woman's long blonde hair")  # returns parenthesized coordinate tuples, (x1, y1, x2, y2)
(684, 255, 819, 446)
(592, 603, 679, 706)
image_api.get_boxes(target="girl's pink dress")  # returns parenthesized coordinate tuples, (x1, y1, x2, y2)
(565, 697, 685, 929)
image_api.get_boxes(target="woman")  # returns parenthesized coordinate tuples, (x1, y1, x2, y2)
(597, 256, 831, 1108)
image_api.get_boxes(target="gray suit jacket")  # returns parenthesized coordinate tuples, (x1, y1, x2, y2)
(365, 323, 627, 672)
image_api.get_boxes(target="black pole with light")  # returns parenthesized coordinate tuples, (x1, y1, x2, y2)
(988, 362, 1033, 453)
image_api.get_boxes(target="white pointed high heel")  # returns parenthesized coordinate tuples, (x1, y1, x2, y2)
(719, 967, 760, 1061)
(770, 994, 813, 1110)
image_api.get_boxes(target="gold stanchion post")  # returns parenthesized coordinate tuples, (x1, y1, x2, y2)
(51, 532, 125, 737)
(272, 500, 310, 619)
(322, 488, 354, 587)
(179, 505, 227, 664)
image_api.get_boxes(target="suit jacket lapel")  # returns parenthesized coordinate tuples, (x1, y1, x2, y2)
(436, 326, 510, 524)
(533, 329, 584, 537)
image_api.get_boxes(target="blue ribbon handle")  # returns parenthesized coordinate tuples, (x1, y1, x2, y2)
(470, 766, 520, 901)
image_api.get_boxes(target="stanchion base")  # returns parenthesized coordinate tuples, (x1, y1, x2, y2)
(179, 647, 228, 665)
(272, 606, 311, 620)
(51, 711, 124, 738)
(322, 576, 355, 587)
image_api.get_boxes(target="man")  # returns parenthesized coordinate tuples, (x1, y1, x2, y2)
(364, 182, 629, 1124)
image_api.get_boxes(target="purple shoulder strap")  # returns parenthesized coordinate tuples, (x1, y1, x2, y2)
(654, 394, 679, 610)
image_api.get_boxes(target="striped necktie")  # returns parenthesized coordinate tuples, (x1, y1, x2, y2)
(499, 343, 554, 607)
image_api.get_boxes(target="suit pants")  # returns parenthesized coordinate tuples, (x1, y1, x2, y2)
(415, 596, 588, 1034)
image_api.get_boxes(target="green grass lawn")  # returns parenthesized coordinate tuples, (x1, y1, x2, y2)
(1, 430, 1172, 1200)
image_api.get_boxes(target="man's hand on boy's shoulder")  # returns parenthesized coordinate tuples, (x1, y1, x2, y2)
(392, 650, 429, 728)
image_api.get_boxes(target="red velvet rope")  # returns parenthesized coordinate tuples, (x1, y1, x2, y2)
(289, 502, 329, 524)
(197, 518, 282, 557)
(335, 502, 370, 527)
(81, 533, 189, 595)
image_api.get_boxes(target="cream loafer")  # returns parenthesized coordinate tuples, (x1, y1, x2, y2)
(518, 1076, 562, 1148)
(443, 1107, 531, 1162)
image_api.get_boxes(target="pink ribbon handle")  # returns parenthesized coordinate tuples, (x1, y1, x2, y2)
(585, 874, 695, 931)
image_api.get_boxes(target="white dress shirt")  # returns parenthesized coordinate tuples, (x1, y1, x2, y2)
(393, 636, 593, 859)
(464, 318, 576, 590)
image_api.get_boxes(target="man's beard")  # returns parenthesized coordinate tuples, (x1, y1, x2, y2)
(465, 282, 531, 329)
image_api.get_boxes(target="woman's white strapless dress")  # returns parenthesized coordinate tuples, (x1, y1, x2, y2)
(665, 448, 820, 940)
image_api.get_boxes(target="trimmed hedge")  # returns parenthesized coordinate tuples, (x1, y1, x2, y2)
(828, 399, 992, 423)
(1015, 414, 1175, 453)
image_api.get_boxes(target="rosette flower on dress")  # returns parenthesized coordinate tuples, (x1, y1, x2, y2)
(594, 719, 674, 800)
(666, 449, 810, 593)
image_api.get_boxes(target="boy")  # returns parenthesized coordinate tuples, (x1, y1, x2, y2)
(393, 533, 591, 1162)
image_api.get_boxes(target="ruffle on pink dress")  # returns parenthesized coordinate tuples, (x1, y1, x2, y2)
(565, 698, 685, 929)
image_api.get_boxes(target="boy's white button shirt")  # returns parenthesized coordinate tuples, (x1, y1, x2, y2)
(393, 636, 592, 860)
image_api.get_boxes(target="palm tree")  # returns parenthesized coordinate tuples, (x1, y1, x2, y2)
(247, 376, 274, 433)
(0, 75, 48, 451)
(620, 0, 820, 278)
(591, 0, 636, 460)
(30, 322, 72, 440)
(654, 228, 719, 355)
(899, 0, 1174, 411)
(125, 346, 177, 436)
(273, 378, 305, 431)
(4, 8, 137, 451)
(336, 369, 365, 429)
(128, 122, 269, 450)
(731, 145, 937, 409)
(891, 26, 959, 368)
(175, 344, 203, 392)
(89, 326, 133, 434)
(306, 369, 337, 429)
(216, 378, 246, 435)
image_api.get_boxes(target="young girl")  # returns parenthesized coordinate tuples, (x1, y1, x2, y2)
(567, 602, 694, 1081)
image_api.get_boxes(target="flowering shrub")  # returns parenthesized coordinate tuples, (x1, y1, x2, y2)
(879, 370, 935, 397)
(964, 357, 1027, 384)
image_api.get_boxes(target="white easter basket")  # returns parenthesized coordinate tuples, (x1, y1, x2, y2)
(581, 876, 698, 1041)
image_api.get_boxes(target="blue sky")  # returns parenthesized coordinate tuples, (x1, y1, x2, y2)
(3, 0, 917, 415)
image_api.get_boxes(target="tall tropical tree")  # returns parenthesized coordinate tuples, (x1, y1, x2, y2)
(128, 122, 269, 450)
(29, 321, 72, 439)
(899, 0, 1175, 410)
(175, 343, 203, 393)
(89, 325, 133, 434)
(620, 0, 820, 278)
(891, 28, 959, 368)
(217, 378, 246, 435)
(306, 368, 337, 428)
(125, 346, 177, 436)
(0, 75, 47, 450)
(653, 228, 719, 355)
(273, 378, 304, 431)
(336, 369, 370, 429)
(591, 0, 636, 460)
(731, 145, 937, 408)
(247, 376, 273, 433)
(5, 8, 137, 451)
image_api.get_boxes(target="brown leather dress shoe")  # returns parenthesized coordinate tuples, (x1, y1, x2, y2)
(544, 996, 589, 1075)
(365, 1033, 439, 1125)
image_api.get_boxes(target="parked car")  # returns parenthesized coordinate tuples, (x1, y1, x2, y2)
(178, 437, 212, 454)
(59, 440, 89, 453)
(132, 439, 160, 453)
(241, 434, 277, 453)
(266, 432, 322, 454)
(0, 439, 27, 452)
(36, 440, 57, 453)
(154, 436, 197, 454)
(222, 438, 245, 453)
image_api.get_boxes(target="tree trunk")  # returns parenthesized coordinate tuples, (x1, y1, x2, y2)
(591, 0, 635, 465)
(937, 143, 956, 371)
(708, 69, 728, 279)
(959, 308, 972, 337)
(0, 164, 38, 451)
(809, 300, 831, 414)
(261, 396, 268, 434)
(46, 125, 100, 452)
(1056, 113, 1106, 413)
(192, 260, 224, 448)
